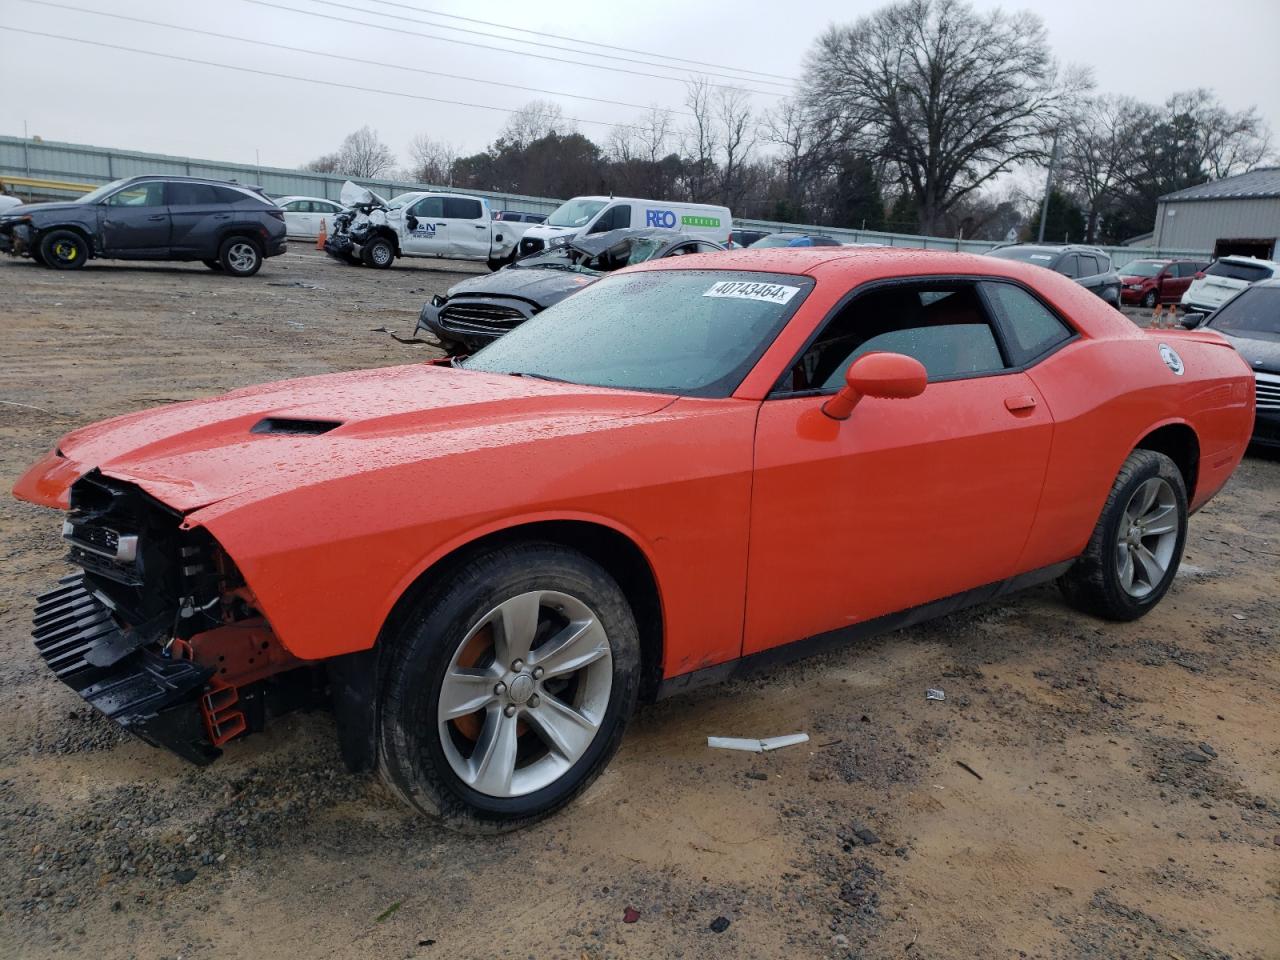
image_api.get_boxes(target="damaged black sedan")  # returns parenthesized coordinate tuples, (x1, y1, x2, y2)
(417, 228, 724, 354)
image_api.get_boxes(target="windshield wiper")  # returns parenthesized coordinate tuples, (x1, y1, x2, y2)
(507, 371, 573, 383)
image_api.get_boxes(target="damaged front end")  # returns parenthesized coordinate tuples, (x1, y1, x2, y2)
(33, 471, 311, 764)
(0, 213, 35, 257)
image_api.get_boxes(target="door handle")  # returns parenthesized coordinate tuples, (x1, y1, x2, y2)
(146, 215, 166, 221)
(214, 213, 230, 220)
(435, 222, 447, 226)
(474, 224, 486, 229)
(1004, 395, 1037, 412)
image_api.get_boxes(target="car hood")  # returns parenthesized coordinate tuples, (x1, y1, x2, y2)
(17, 364, 673, 514)
(0, 200, 86, 217)
(448, 267, 598, 305)
(1216, 330, 1280, 374)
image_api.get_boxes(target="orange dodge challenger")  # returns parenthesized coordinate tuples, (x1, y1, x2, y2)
(14, 248, 1255, 830)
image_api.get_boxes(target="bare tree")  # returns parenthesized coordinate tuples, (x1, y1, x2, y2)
(680, 78, 719, 201)
(407, 133, 458, 185)
(1164, 89, 1272, 180)
(802, 0, 1090, 235)
(304, 126, 396, 178)
(1057, 95, 1147, 242)
(716, 86, 755, 208)
(499, 100, 572, 151)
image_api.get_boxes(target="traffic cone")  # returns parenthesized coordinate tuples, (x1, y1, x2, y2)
(315, 219, 327, 251)
(1152, 304, 1165, 328)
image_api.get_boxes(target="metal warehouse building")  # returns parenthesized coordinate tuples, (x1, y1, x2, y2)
(1153, 167, 1280, 260)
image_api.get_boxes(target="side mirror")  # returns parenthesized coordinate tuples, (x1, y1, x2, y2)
(822, 352, 928, 421)
(405, 214, 418, 231)
(1179, 312, 1206, 330)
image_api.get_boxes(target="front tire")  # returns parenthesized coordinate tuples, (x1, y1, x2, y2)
(1059, 450, 1187, 621)
(39, 229, 89, 270)
(1141, 290, 1157, 308)
(378, 543, 640, 832)
(362, 236, 395, 268)
(218, 236, 262, 277)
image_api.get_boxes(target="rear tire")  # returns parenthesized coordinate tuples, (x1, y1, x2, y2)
(1141, 290, 1157, 308)
(1058, 450, 1187, 621)
(362, 236, 395, 269)
(377, 542, 640, 833)
(39, 229, 89, 270)
(218, 236, 262, 277)
(487, 257, 507, 272)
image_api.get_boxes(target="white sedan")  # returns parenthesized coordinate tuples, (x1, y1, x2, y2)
(275, 196, 346, 239)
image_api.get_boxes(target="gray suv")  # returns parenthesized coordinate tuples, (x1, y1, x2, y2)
(0, 176, 288, 277)
(987, 244, 1122, 305)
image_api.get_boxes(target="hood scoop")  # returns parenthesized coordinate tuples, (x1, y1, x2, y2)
(250, 417, 343, 436)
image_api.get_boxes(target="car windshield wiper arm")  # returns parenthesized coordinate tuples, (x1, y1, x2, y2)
(506, 371, 573, 383)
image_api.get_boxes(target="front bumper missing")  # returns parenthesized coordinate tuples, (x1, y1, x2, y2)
(0, 223, 33, 256)
(33, 574, 220, 764)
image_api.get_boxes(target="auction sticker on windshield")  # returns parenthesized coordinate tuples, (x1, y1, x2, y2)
(703, 280, 801, 304)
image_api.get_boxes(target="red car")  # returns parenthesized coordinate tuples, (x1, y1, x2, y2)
(1119, 258, 1210, 307)
(14, 248, 1255, 830)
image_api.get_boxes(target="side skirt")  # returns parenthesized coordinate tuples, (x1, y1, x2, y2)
(654, 560, 1076, 700)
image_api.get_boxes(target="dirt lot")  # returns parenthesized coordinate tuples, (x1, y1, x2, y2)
(0, 248, 1277, 960)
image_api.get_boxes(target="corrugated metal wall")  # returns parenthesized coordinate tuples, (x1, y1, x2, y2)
(0, 135, 561, 215)
(0, 135, 1210, 269)
(1154, 197, 1280, 253)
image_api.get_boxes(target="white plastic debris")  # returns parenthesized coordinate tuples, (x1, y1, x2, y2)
(926, 688, 946, 702)
(707, 733, 810, 753)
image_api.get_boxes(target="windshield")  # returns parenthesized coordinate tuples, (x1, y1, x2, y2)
(1208, 286, 1280, 337)
(78, 178, 132, 204)
(465, 270, 813, 397)
(750, 235, 801, 248)
(988, 247, 1059, 264)
(1122, 261, 1166, 277)
(546, 198, 607, 228)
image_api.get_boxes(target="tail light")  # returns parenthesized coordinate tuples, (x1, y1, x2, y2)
(1194, 271, 1205, 280)
(266, 209, 285, 221)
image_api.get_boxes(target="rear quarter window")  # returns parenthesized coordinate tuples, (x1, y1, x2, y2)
(444, 197, 483, 220)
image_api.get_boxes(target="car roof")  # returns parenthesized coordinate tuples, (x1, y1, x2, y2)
(1217, 254, 1279, 266)
(275, 195, 338, 203)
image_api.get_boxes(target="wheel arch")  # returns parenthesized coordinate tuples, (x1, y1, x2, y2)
(377, 516, 667, 702)
(368, 225, 401, 256)
(1132, 420, 1200, 501)
(36, 222, 96, 257)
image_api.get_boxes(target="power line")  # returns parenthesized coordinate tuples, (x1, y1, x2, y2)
(349, 0, 798, 84)
(19, 0, 695, 119)
(0, 27, 661, 132)
(289, 0, 792, 89)
(242, 0, 785, 98)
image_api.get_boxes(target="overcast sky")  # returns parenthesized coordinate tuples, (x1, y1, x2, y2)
(3, 0, 1278, 173)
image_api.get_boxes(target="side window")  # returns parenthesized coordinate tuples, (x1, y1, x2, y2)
(780, 282, 1008, 393)
(211, 186, 247, 205)
(589, 205, 630, 233)
(280, 200, 304, 212)
(980, 282, 1074, 366)
(1055, 254, 1080, 279)
(693, 242, 721, 253)
(166, 183, 218, 206)
(104, 181, 165, 206)
(410, 196, 444, 219)
(443, 197, 483, 220)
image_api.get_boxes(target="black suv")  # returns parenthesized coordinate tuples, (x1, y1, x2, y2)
(0, 176, 288, 276)
(987, 243, 1122, 305)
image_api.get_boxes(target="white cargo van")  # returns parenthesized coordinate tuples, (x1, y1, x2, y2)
(517, 196, 731, 257)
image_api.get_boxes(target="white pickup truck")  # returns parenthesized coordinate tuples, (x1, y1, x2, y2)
(324, 182, 518, 271)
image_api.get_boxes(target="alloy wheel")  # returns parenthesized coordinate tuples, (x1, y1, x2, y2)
(437, 590, 613, 798)
(1115, 477, 1179, 598)
(227, 242, 258, 273)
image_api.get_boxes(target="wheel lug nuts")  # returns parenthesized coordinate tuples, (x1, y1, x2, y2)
(511, 659, 524, 672)
(532, 667, 544, 679)
(503, 705, 516, 718)
(528, 694, 540, 708)
(493, 682, 506, 696)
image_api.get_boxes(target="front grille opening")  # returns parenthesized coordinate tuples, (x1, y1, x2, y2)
(250, 417, 342, 436)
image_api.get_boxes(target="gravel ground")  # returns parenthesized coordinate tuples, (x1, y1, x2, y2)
(0, 250, 1276, 960)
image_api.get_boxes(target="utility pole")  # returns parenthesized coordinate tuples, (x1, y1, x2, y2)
(1037, 130, 1060, 244)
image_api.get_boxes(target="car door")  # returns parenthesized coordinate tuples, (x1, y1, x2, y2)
(442, 196, 488, 258)
(315, 200, 341, 238)
(97, 180, 171, 256)
(743, 279, 1056, 655)
(1165, 262, 1194, 301)
(401, 195, 447, 256)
